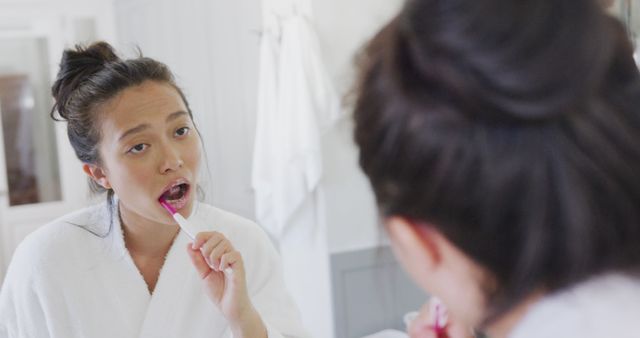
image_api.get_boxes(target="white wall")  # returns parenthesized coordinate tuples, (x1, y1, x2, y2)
(314, 0, 403, 253)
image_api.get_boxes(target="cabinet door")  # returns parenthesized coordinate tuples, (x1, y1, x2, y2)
(0, 44, 61, 207)
(0, 16, 99, 281)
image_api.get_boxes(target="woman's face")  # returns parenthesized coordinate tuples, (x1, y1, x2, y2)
(89, 80, 201, 225)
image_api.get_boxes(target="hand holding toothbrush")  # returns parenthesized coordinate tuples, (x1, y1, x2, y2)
(159, 197, 266, 338)
(187, 232, 247, 313)
(408, 298, 475, 338)
(187, 232, 267, 338)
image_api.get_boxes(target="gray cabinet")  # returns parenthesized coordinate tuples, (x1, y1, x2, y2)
(331, 246, 427, 338)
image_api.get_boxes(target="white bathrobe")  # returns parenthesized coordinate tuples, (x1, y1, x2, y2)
(509, 273, 640, 338)
(0, 201, 310, 338)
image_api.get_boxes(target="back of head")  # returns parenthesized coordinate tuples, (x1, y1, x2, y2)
(353, 0, 640, 321)
(50, 41, 191, 192)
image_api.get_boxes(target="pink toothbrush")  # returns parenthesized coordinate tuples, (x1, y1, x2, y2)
(159, 197, 232, 275)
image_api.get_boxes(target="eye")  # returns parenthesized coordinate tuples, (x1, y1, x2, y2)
(175, 127, 190, 137)
(128, 143, 148, 154)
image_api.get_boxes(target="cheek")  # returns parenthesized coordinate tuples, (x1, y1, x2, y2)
(184, 139, 202, 169)
(108, 160, 153, 192)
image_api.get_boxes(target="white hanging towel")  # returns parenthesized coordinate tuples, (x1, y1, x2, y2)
(252, 0, 340, 238)
(252, 4, 339, 337)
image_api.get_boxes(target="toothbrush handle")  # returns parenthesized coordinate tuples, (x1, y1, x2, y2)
(173, 213, 195, 240)
(174, 213, 233, 275)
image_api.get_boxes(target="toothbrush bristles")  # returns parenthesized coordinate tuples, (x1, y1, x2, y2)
(158, 197, 177, 215)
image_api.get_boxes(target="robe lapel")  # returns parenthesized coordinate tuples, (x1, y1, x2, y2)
(92, 205, 152, 337)
(97, 200, 228, 338)
(136, 231, 190, 337)
(136, 231, 229, 338)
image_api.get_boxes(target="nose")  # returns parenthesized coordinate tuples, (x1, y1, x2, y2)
(159, 145, 184, 174)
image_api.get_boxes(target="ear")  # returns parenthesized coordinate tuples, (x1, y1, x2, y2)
(386, 216, 444, 289)
(82, 163, 112, 190)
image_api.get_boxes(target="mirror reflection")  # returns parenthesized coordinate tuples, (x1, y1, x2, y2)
(1, 1, 640, 338)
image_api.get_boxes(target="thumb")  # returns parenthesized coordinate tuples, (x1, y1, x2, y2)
(187, 243, 212, 279)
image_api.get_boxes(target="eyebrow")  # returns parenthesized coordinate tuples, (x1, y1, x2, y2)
(118, 111, 190, 142)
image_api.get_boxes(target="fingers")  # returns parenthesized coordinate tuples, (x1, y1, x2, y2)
(190, 231, 237, 272)
(209, 240, 231, 268)
(409, 298, 474, 338)
(219, 251, 242, 271)
(409, 326, 438, 338)
(192, 231, 224, 251)
(187, 243, 213, 279)
(409, 302, 436, 338)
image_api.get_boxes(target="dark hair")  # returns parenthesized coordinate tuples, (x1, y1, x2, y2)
(353, 0, 640, 323)
(50, 41, 195, 234)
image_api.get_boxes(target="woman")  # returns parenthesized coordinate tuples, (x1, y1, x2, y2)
(0, 42, 309, 338)
(352, 0, 640, 337)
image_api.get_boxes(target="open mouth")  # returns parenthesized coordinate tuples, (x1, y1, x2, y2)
(159, 181, 191, 210)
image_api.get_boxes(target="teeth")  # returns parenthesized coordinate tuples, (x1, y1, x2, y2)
(169, 185, 181, 194)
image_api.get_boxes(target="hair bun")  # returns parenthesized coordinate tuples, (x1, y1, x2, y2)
(51, 42, 121, 120)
